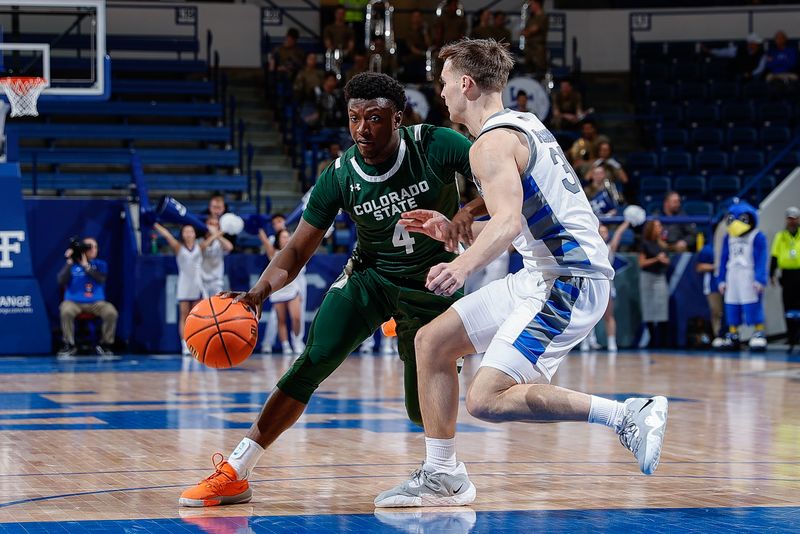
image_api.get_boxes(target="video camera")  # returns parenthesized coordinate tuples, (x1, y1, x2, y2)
(68, 237, 91, 263)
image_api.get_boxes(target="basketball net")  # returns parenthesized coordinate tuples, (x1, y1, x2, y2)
(0, 77, 47, 117)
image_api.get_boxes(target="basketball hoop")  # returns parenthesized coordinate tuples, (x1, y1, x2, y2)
(0, 77, 47, 117)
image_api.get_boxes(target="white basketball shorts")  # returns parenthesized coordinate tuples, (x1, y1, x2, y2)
(452, 269, 610, 384)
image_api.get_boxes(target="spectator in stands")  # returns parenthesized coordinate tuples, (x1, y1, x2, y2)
(401, 102, 423, 126)
(306, 72, 346, 130)
(550, 79, 585, 131)
(345, 52, 368, 83)
(583, 166, 620, 217)
(770, 206, 800, 352)
(659, 191, 696, 252)
(470, 9, 494, 40)
(340, 0, 367, 50)
(638, 219, 671, 348)
(200, 216, 234, 298)
(521, 0, 548, 78)
(317, 142, 342, 177)
(704, 33, 766, 81)
(272, 28, 305, 81)
(57, 237, 118, 359)
(591, 141, 629, 186)
(511, 90, 530, 112)
(568, 119, 610, 176)
(492, 11, 513, 46)
(259, 228, 306, 355)
(766, 31, 798, 83)
(323, 7, 356, 59)
(293, 53, 325, 106)
(368, 36, 396, 77)
(204, 193, 237, 249)
(696, 240, 724, 347)
(400, 10, 430, 83)
(434, 0, 467, 45)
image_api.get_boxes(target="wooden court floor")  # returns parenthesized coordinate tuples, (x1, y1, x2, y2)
(0, 348, 798, 533)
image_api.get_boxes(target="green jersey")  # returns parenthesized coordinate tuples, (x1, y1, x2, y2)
(303, 124, 472, 282)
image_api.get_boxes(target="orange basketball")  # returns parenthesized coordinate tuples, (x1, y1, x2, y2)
(184, 296, 258, 368)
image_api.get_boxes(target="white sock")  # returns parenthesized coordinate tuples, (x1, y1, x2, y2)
(608, 335, 617, 351)
(588, 396, 627, 431)
(227, 437, 265, 480)
(424, 437, 457, 473)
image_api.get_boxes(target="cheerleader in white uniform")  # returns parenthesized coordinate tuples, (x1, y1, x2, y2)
(259, 228, 306, 354)
(154, 222, 219, 355)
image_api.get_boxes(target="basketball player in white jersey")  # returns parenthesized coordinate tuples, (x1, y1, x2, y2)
(375, 39, 669, 507)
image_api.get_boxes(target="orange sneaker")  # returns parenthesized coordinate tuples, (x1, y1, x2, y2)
(179, 453, 252, 507)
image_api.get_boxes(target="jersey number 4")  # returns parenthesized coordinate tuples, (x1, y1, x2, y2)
(549, 147, 581, 194)
(392, 223, 416, 254)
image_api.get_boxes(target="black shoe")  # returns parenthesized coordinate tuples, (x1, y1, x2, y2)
(95, 345, 114, 357)
(57, 344, 77, 360)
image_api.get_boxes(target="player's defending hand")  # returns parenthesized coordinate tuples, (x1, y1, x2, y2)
(400, 210, 454, 250)
(217, 291, 263, 320)
(448, 208, 475, 252)
(426, 261, 469, 297)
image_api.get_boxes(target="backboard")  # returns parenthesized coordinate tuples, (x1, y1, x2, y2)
(0, 0, 107, 100)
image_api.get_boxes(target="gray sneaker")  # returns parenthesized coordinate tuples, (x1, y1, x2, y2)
(618, 396, 669, 475)
(374, 462, 476, 508)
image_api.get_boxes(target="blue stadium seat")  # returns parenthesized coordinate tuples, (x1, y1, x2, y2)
(758, 102, 793, 126)
(660, 151, 693, 176)
(694, 151, 729, 176)
(690, 128, 723, 151)
(741, 81, 768, 101)
(703, 60, 732, 81)
(720, 101, 755, 127)
(625, 151, 659, 177)
(673, 175, 706, 199)
(645, 200, 663, 215)
(638, 62, 670, 82)
(684, 102, 718, 126)
(727, 127, 758, 151)
(683, 200, 714, 217)
(667, 42, 699, 60)
(37, 101, 224, 119)
(770, 150, 799, 177)
(634, 42, 668, 62)
(671, 62, 701, 81)
(760, 126, 792, 151)
(731, 150, 765, 175)
(657, 128, 688, 151)
(708, 80, 739, 102)
(676, 81, 707, 102)
(650, 103, 684, 128)
(19, 147, 238, 168)
(644, 82, 674, 103)
(640, 175, 671, 204)
(746, 175, 776, 204)
(708, 175, 741, 201)
(8, 124, 232, 143)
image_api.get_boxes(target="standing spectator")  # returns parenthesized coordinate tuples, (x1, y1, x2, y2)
(200, 216, 234, 298)
(153, 223, 209, 356)
(568, 119, 610, 176)
(272, 28, 305, 82)
(704, 33, 766, 81)
(550, 79, 585, 131)
(659, 191, 696, 252)
(340, 0, 368, 50)
(293, 53, 324, 105)
(368, 37, 396, 76)
(766, 30, 798, 83)
(306, 72, 346, 130)
(204, 193, 237, 249)
(470, 9, 494, 40)
(323, 7, 355, 59)
(492, 11, 513, 46)
(258, 228, 306, 355)
(401, 10, 430, 82)
(435, 0, 467, 45)
(638, 219, 671, 348)
(770, 206, 800, 352)
(345, 52, 368, 83)
(57, 237, 118, 358)
(696, 240, 724, 347)
(522, 0, 548, 78)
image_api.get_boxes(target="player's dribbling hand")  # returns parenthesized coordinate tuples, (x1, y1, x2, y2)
(426, 261, 468, 297)
(217, 291, 263, 320)
(447, 208, 475, 252)
(400, 210, 452, 247)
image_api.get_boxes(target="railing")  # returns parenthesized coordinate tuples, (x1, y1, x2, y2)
(736, 133, 800, 205)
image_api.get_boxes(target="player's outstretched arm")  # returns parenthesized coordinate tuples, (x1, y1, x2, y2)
(223, 219, 326, 317)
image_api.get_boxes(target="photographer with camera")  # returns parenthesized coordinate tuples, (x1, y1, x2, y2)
(56, 237, 118, 358)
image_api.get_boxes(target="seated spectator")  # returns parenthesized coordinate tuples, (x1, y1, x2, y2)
(766, 31, 798, 83)
(492, 11, 513, 45)
(550, 79, 585, 131)
(271, 28, 305, 81)
(638, 220, 671, 348)
(568, 119, 610, 176)
(307, 72, 346, 129)
(704, 33, 766, 81)
(521, 0, 548, 78)
(345, 53, 368, 82)
(511, 90, 530, 112)
(293, 53, 324, 105)
(583, 166, 620, 216)
(659, 191, 697, 252)
(400, 10, 430, 82)
(435, 0, 467, 45)
(470, 9, 494, 40)
(323, 7, 355, 59)
(57, 237, 118, 358)
(587, 141, 629, 186)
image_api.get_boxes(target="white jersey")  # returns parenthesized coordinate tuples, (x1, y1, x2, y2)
(201, 240, 226, 285)
(724, 231, 758, 304)
(176, 245, 203, 301)
(476, 109, 614, 280)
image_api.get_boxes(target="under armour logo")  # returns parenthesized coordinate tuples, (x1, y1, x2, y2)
(0, 231, 25, 268)
(350, 183, 361, 192)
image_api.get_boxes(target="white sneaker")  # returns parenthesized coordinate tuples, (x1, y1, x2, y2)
(374, 462, 476, 508)
(711, 337, 725, 349)
(580, 339, 591, 352)
(618, 396, 669, 475)
(181, 339, 191, 356)
(608, 340, 618, 353)
(291, 333, 306, 354)
(281, 341, 293, 354)
(748, 333, 767, 351)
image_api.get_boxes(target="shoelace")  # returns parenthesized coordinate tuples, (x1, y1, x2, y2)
(199, 453, 235, 491)
(617, 419, 640, 455)
(404, 467, 444, 493)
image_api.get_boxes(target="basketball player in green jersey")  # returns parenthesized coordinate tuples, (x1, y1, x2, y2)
(179, 72, 477, 507)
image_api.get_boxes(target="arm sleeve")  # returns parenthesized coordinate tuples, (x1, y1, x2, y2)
(426, 126, 473, 181)
(753, 232, 768, 285)
(719, 236, 730, 283)
(57, 263, 71, 286)
(302, 163, 344, 230)
(752, 55, 767, 77)
(710, 44, 737, 58)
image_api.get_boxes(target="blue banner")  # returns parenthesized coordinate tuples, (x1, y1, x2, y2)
(0, 164, 34, 278)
